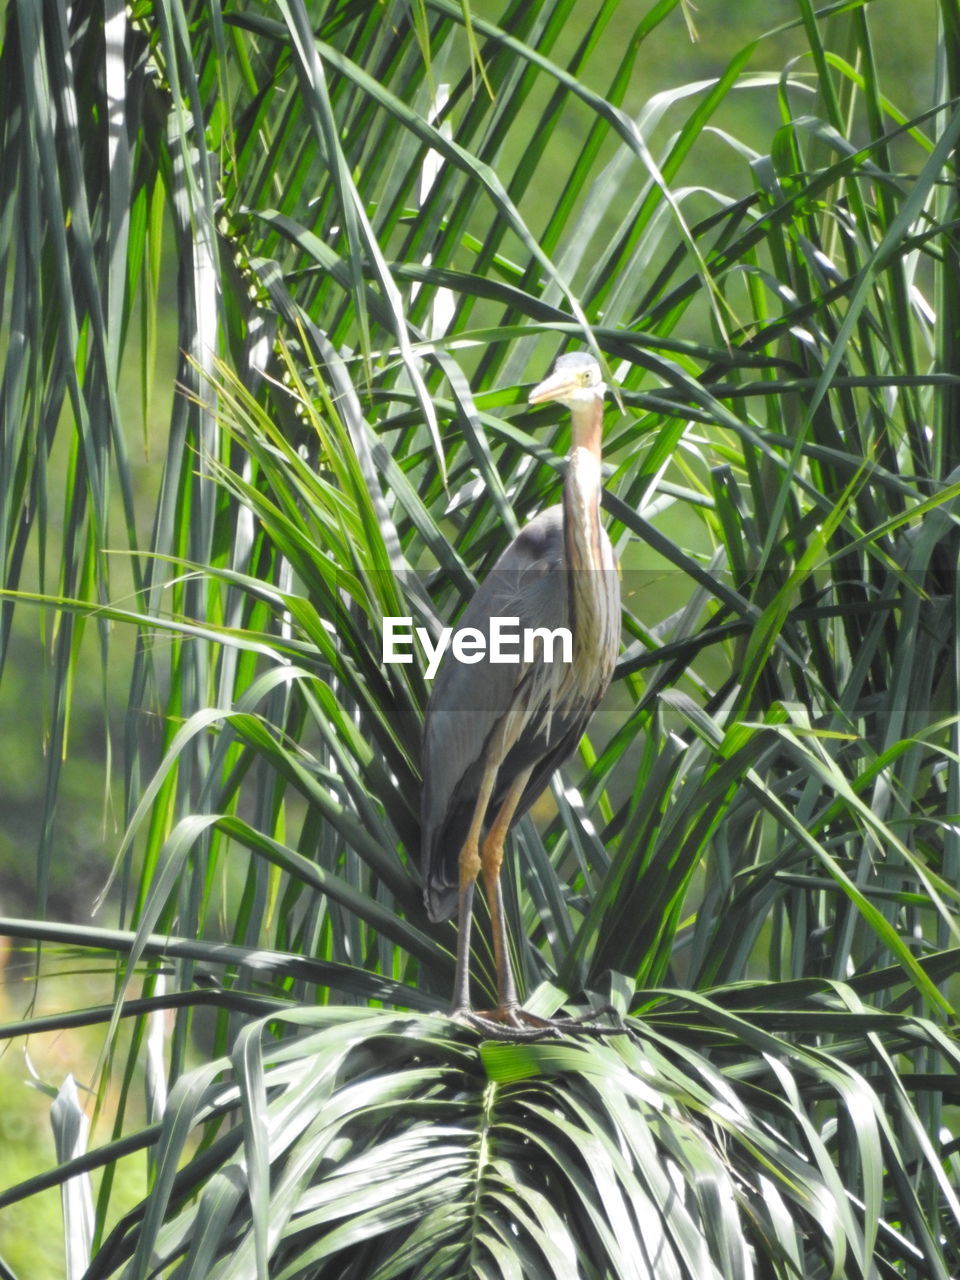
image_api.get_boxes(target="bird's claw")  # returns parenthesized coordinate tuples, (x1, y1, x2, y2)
(453, 1008, 561, 1041)
(450, 1002, 630, 1042)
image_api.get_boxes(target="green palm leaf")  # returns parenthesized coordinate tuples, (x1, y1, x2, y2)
(0, 0, 958, 1275)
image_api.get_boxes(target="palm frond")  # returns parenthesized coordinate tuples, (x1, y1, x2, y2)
(0, 0, 959, 1274)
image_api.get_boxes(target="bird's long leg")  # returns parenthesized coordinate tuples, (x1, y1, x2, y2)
(480, 765, 534, 1018)
(450, 753, 500, 1016)
(476, 771, 631, 1043)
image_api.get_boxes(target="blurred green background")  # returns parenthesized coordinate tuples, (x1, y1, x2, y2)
(0, 0, 945, 1272)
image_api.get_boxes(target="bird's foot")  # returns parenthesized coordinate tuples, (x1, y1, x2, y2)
(451, 1005, 562, 1041)
(451, 1002, 629, 1042)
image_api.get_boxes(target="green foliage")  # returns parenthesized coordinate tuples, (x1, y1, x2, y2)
(0, 0, 959, 1276)
(56, 999, 960, 1279)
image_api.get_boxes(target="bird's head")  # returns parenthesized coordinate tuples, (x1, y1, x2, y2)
(529, 352, 605, 407)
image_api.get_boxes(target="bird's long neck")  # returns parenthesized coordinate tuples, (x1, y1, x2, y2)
(563, 397, 605, 576)
(561, 395, 611, 685)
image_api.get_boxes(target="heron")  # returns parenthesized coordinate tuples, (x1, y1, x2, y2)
(421, 351, 620, 1034)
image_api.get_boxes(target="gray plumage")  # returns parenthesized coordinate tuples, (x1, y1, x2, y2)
(421, 504, 619, 922)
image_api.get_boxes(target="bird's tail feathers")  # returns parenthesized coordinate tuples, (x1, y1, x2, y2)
(424, 878, 458, 924)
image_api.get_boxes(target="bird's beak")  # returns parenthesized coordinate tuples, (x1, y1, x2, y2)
(529, 369, 580, 405)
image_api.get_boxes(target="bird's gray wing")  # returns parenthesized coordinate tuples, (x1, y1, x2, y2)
(421, 506, 568, 920)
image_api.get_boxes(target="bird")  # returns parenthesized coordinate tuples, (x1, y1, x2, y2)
(420, 351, 620, 1034)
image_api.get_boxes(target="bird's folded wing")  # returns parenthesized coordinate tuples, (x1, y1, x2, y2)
(421, 507, 568, 916)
